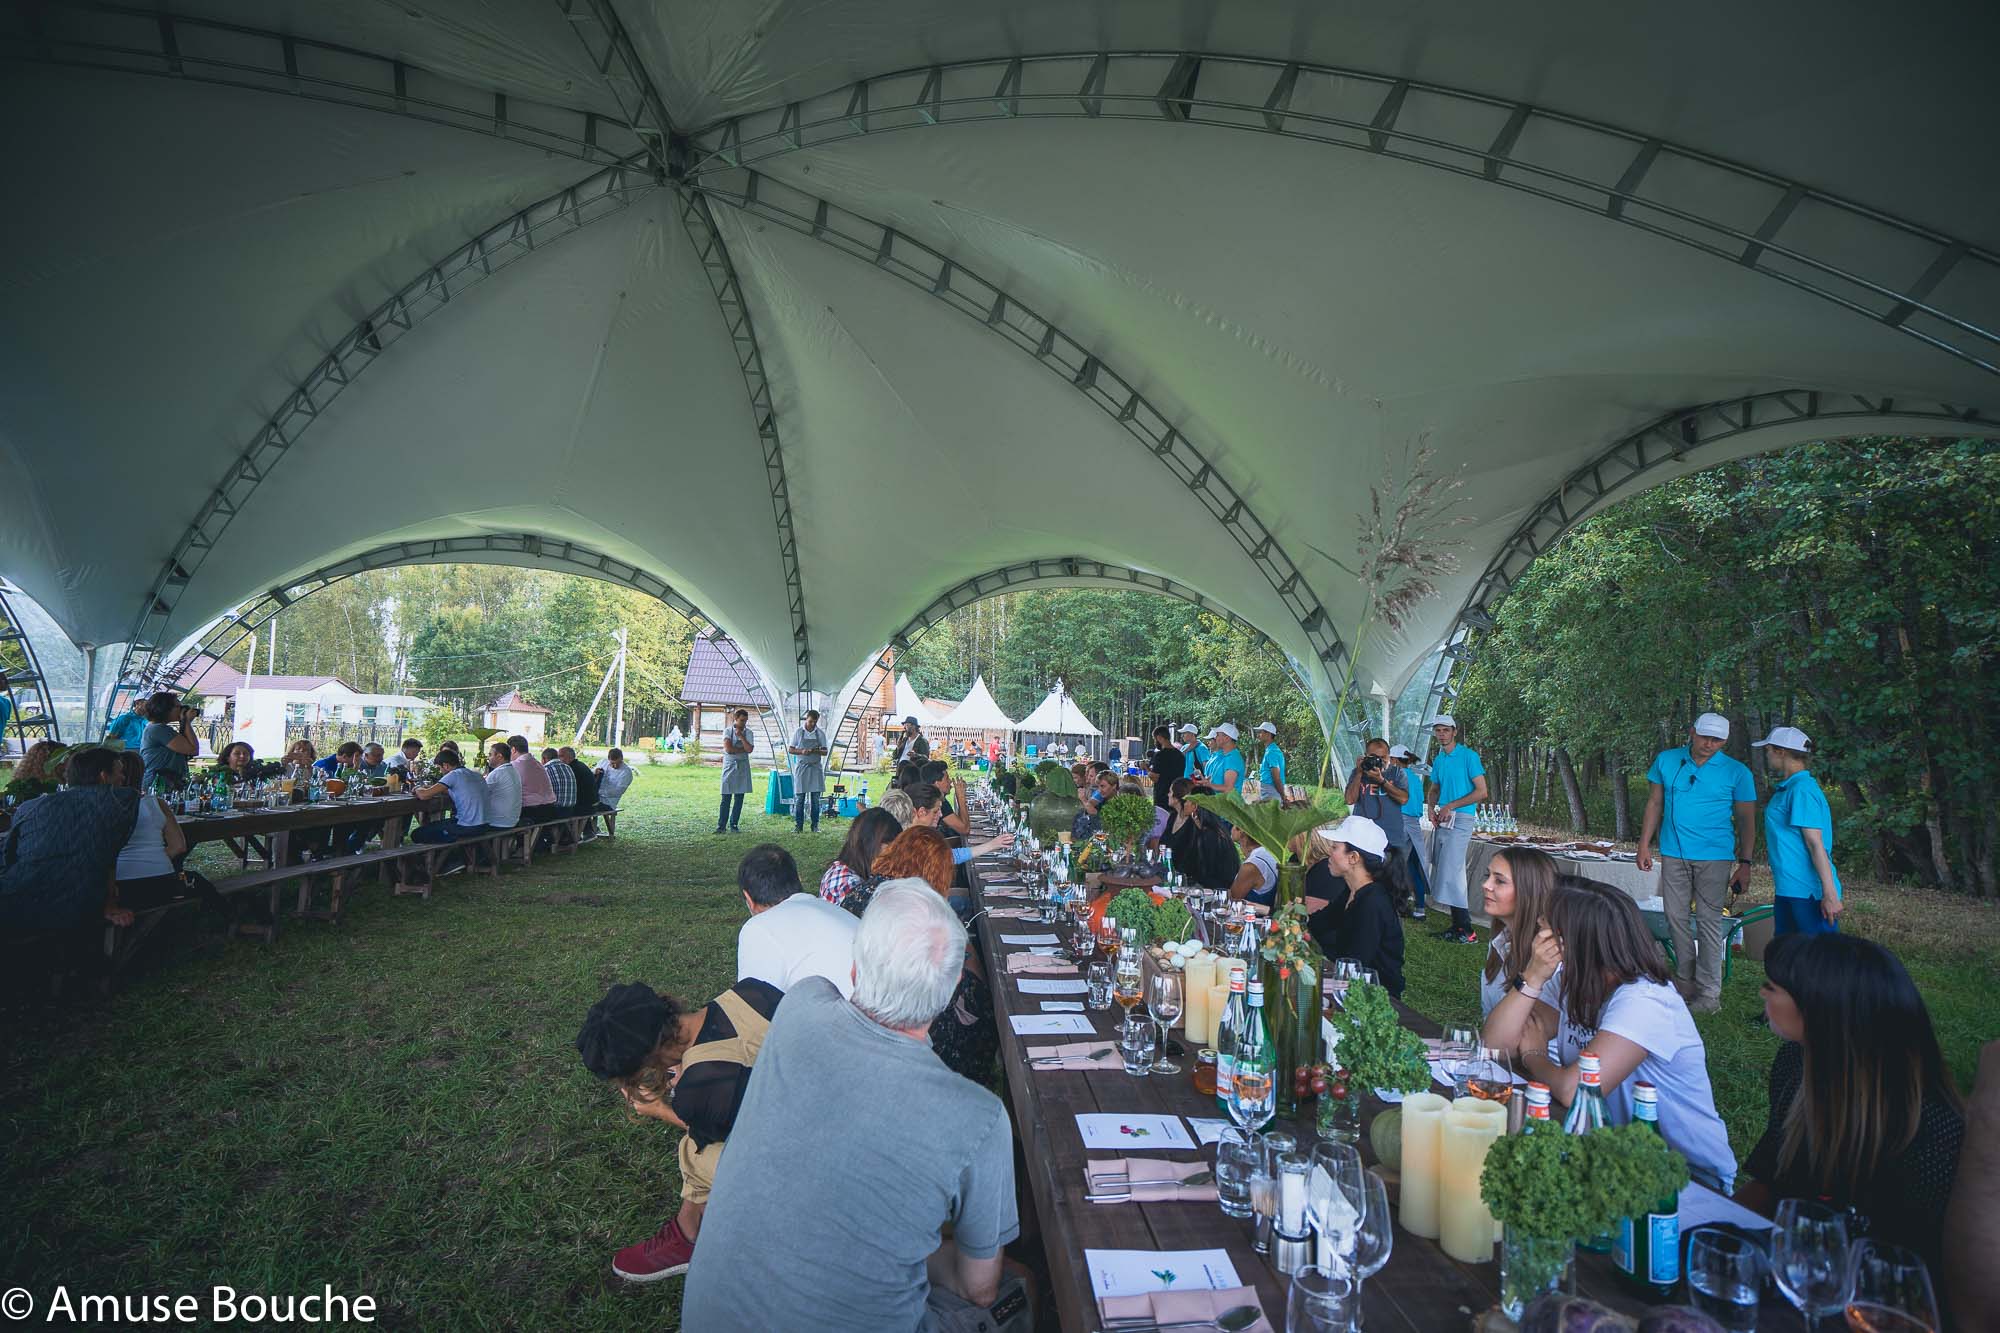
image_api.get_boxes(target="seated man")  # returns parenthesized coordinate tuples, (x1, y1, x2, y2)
(482, 742, 522, 831)
(558, 746, 599, 834)
(385, 738, 423, 774)
(593, 747, 635, 814)
(314, 741, 364, 776)
(682, 883, 1021, 1331)
(356, 743, 389, 778)
(409, 749, 488, 866)
(538, 746, 577, 851)
(575, 976, 783, 1283)
(0, 746, 140, 935)
(735, 843, 858, 998)
(510, 734, 557, 826)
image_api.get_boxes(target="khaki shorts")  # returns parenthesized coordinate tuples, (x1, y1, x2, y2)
(677, 1136, 725, 1205)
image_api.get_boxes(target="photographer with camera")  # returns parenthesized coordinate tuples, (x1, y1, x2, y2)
(1345, 737, 1432, 918)
(138, 689, 200, 792)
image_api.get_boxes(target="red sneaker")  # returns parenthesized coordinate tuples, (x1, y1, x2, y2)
(612, 1218, 694, 1283)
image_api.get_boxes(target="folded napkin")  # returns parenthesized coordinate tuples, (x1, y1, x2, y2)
(1005, 953, 1078, 974)
(1027, 1041, 1124, 1072)
(987, 907, 1041, 919)
(1099, 1287, 1272, 1332)
(1086, 1155, 1218, 1202)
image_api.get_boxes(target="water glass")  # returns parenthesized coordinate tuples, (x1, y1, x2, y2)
(1215, 1129, 1258, 1219)
(1845, 1240, 1938, 1332)
(1685, 1227, 1764, 1331)
(1285, 1265, 1357, 1333)
(1308, 1143, 1364, 1273)
(1229, 1059, 1277, 1134)
(1086, 962, 1114, 1010)
(1772, 1198, 1848, 1328)
(1119, 1013, 1156, 1076)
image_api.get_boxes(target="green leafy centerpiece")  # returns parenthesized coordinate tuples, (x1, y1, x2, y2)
(1027, 761, 1080, 842)
(1098, 792, 1158, 873)
(1103, 886, 1157, 948)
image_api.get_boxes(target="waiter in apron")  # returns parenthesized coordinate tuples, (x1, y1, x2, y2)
(716, 708, 753, 833)
(789, 709, 829, 833)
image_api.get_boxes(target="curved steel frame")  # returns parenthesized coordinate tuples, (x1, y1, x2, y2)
(1422, 389, 2000, 709)
(2, 2, 646, 165)
(156, 533, 787, 759)
(686, 51, 2000, 378)
(0, 577, 61, 746)
(110, 160, 659, 703)
(828, 557, 1316, 760)
(697, 171, 1351, 707)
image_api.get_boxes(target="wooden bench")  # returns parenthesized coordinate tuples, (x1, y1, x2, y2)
(393, 823, 537, 898)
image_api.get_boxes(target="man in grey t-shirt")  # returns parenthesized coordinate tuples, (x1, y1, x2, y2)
(682, 881, 1019, 1332)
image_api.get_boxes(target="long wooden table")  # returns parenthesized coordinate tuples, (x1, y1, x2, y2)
(965, 820, 1787, 1331)
(175, 792, 448, 869)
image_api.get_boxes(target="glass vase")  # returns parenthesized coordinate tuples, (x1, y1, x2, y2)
(1316, 1077, 1359, 1142)
(1499, 1226, 1574, 1321)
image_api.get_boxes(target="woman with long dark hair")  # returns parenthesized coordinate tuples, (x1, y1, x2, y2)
(1477, 846, 1560, 1017)
(1483, 877, 1737, 1189)
(1737, 933, 1965, 1273)
(817, 807, 900, 907)
(1161, 778, 1237, 890)
(1304, 816, 1409, 998)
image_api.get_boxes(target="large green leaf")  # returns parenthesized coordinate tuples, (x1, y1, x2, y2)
(1188, 791, 1339, 863)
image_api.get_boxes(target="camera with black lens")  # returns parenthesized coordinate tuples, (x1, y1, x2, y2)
(1360, 753, 1386, 774)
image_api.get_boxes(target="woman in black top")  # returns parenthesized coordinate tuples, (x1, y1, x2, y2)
(1303, 814, 1409, 998)
(1147, 727, 1184, 810)
(1737, 933, 1965, 1278)
(1160, 778, 1238, 889)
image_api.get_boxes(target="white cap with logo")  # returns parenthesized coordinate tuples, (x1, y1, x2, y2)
(1692, 712, 1730, 740)
(1751, 725, 1814, 753)
(1388, 744, 1417, 760)
(1212, 722, 1240, 741)
(1178, 723, 1198, 736)
(1317, 814, 1388, 858)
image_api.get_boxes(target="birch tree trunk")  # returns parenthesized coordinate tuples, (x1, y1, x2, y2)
(1554, 747, 1588, 833)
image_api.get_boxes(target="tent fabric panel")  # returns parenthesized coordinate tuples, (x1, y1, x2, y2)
(937, 676, 1017, 730)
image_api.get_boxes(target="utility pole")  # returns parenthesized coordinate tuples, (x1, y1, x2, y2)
(613, 626, 628, 747)
(268, 616, 277, 675)
(574, 627, 629, 748)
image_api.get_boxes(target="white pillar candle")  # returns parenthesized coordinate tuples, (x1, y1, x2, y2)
(1398, 1093, 1452, 1239)
(1184, 970, 1211, 1047)
(1439, 1098, 1509, 1263)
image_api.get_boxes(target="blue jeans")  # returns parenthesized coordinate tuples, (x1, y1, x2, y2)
(1396, 840, 1430, 909)
(794, 792, 821, 831)
(1774, 894, 1839, 936)
(717, 792, 745, 831)
(412, 820, 486, 844)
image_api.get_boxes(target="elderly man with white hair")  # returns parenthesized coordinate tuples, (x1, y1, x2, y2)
(682, 880, 1022, 1333)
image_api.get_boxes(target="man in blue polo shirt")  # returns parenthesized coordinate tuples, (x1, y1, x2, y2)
(1254, 721, 1287, 798)
(1179, 724, 1208, 784)
(1423, 715, 1488, 943)
(1202, 723, 1247, 796)
(1752, 726, 1844, 937)
(1637, 712, 1757, 1013)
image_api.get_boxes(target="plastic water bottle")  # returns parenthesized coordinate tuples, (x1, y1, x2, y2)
(859, 780, 869, 806)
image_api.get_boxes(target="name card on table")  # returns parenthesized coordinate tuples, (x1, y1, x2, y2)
(1075, 1113, 1197, 1150)
(1185, 1116, 1233, 1146)
(999, 933, 1061, 945)
(1085, 1248, 1242, 1298)
(1679, 1182, 1774, 1232)
(1018, 978, 1089, 994)
(1009, 1013, 1097, 1036)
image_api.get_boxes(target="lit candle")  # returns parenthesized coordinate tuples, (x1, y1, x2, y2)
(1438, 1098, 1509, 1263)
(1398, 1093, 1451, 1239)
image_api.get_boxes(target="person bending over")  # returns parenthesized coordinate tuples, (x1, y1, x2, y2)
(575, 976, 782, 1283)
(819, 807, 901, 907)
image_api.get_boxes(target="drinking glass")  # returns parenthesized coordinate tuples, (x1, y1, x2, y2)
(1685, 1226, 1765, 1332)
(1119, 1012, 1155, 1076)
(1285, 1265, 1357, 1333)
(1148, 971, 1184, 1075)
(1229, 1058, 1276, 1134)
(1308, 1142, 1364, 1274)
(1454, 1045, 1516, 1104)
(1348, 1170, 1393, 1285)
(1773, 1198, 1848, 1329)
(1439, 1023, 1477, 1081)
(1086, 962, 1114, 1010)
(1845, 1240, 1938, 1332)
(1215, 1129, 1259, 1219)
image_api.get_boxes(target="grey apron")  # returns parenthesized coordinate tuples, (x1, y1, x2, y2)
(719, 727, 753, 795)
(791, 726, 827, 794)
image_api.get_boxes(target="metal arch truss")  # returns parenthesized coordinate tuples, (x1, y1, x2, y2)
(829, 557, 1315, 760)
(0, 577, 61, 745)
(547, 0, 676, 176)
(696, 170, 1350, 700)
(2, 2, 647, 166)
(149, 534, 787, 759)
(677, 188, 814, 698)
(1422, 389, 1999, 710)
(112, 160, 660, 699)
(686, 51, 2000, 379)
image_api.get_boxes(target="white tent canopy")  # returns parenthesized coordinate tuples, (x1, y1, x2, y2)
(891, 674, 941, 728)
(937, 677, 1016, 732)
(3, 1, 1995, 739)
(1015, 683, 1102, 738)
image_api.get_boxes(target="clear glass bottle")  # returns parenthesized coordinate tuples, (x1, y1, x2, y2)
(1215, 962, 1249, 1110)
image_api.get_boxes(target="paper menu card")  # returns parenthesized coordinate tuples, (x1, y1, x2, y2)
(1018, 977, 1089, 994)
(1678, 1181, 1773, 1231)
(1075, 1113, 1197, 1150)
(1040, 1001, 1085, 1012)
(1085, 1248, 1243, 1299)
(1185, 1116, 1233, 1146)
(1009, 1013, 1096, 1036)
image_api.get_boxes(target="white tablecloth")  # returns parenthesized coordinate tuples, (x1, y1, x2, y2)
(1466, 838, 1660, 904)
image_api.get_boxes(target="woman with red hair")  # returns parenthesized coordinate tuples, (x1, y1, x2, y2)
(860, 827, 996, 1084)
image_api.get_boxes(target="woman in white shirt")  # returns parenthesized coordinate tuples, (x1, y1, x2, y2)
(1477, 845, 1560, 1018)
(111, 751, 226, 915)
(1483, 877, 1738, 1190)
(1226, 824, 1281, 909)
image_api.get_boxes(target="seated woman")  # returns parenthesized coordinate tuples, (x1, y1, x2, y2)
(1477, 845, 1560, 1018)
(575, 976, 783, 1283)
(919, 760, 970, 837)
(1483, 877, 1738, 1190)
(1225, 824, 1280, 909)
(1303, 816, 1408, 998)
(283, 739, 318, 773)
(858, 828, 997, 1085)
(218, 740, 257, 784)
(1736, 933, 1965, 1276)
(818, 807, 900, 907)
(111, 750, 226, 918)
(891, 759, 922, 792)
(1161, 779, 1238, 889)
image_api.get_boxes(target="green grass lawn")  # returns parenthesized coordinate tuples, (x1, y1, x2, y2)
(2, 762, 1991, 1328)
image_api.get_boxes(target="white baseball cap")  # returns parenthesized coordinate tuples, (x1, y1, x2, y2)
(1213, 722, 1240, 741)
(1178, 723, 1198, 736)
(1751, 725, 1813, 753)
(1317, 814, 1388, 858)
(1388, 744, 1417, 760)
(1256, 721, 1278, 736)
(1693, 712, 1730, 740)
(1426, 713, 1458, 729)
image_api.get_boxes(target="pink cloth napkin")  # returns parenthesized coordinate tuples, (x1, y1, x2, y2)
(1005, 953, 1078, 974)
(987, 906, 1040, 919)
(1026, 1041, 1123, 1071)
(1099, 1287, 1271, 1331)
(1085, 1155, 1220, 1202)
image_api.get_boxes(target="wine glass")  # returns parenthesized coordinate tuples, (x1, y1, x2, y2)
(1440, 1023, 1477, 1080)
(1307, 1142, 1364, 1274)
(1285, 1265, 1357, 1333)
(1147, 971, 1183, 1074)
(1773, 1198, 1848, 1330)
(1229, 1057, 1276, 1134)
(1347, 1170, 1393, 1287)
(1685, 1227, 1765, 1331)
(1845, 1240, 1938, 1332)
(1454, 1045, 1516, 1103)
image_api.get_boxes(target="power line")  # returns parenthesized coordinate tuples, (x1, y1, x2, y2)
(412, 661, 596, 694)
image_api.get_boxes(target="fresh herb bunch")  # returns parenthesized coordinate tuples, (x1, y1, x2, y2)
(1103, 887, 1158, 945)
(1150, 897, 1193, 945)
(1098, 793, 1157, 851)
(1481, 1122, 1690, 1242)
(1328, 979, 1431, 1093)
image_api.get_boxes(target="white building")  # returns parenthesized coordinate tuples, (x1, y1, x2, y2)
(481, 690, 551, 745)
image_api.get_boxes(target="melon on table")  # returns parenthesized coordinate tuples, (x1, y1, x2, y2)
(1368, 1106, 1403, 1170)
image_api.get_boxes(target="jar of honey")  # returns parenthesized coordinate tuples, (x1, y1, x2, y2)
(1193, 1048, 1218, 1096)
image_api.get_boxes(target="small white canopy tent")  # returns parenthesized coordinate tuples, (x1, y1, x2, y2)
(1015, 683, 1102, 738)
(937, 677, 1016, 732)
(892, 674, 941, 728)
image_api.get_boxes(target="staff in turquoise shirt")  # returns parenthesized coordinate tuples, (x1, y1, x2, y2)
(1201, 723, 1246, 795)
(1752, 725, 1845, 936)
(1254, 721, 1286, 797)
(1178, 723, 1209, 782)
